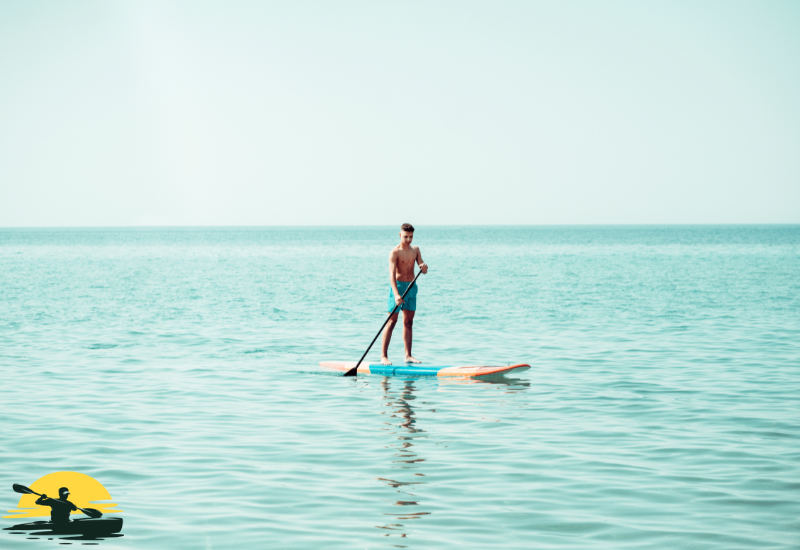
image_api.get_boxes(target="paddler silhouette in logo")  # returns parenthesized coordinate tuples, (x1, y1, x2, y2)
(35, 487, 77, 524)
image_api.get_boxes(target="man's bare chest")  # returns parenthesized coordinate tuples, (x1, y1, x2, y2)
(395, 248, 416, 266)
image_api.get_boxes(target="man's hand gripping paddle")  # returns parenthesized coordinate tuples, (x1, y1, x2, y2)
(12, 483, 103, 519)
(343, 270, 423, 377)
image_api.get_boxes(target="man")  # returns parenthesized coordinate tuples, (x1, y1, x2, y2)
(35, 487, 78, 524)
(380, 223, 428, 365)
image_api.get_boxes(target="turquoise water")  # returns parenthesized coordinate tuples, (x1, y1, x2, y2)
(2, 226, 799, 549)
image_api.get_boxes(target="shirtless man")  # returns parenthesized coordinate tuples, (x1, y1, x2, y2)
(381, 223, 428, 365)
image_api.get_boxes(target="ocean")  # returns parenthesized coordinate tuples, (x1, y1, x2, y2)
(1, 225, 798, 549)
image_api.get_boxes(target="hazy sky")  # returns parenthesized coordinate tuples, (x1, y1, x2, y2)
(1, 1, 798, 226)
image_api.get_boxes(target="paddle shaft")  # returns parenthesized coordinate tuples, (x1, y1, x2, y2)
(12, 483, 102, 519)
(343, 270, 423, 377)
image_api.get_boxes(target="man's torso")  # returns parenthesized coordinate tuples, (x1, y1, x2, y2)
(393, 245, 418, 282)
(47, 499, 77, 523)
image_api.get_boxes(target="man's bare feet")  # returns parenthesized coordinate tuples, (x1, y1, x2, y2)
(380, 357, 392, 365)
(405, 356, 421, 364)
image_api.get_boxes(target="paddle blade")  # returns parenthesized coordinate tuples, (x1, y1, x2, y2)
(12, 483, 37, 496)
(80, 507, 103, 519)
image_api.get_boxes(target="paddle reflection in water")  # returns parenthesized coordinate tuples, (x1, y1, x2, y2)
(373, 375, 529, 546)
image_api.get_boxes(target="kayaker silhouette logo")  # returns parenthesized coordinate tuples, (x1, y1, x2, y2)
(4, 471, 123, 541)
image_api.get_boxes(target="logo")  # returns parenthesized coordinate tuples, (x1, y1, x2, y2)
(4, 472, 123, 541)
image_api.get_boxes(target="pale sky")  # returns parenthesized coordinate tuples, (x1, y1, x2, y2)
(1, 1, 798, 226)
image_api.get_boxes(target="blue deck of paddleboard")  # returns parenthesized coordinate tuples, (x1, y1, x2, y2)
(365, 364, 453, 376)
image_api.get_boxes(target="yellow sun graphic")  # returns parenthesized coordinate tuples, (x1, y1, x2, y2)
(4, 471, 122, 519)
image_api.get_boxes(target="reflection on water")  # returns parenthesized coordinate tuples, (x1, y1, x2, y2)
(375, 378, 429, 546)
(3, 524, 124, 543)
(373, 375, 529, 546)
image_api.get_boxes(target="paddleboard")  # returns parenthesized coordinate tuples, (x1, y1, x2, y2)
(320, 361, 530, 378)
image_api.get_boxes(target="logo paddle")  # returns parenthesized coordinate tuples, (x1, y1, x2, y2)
(12, 483, 103, 519)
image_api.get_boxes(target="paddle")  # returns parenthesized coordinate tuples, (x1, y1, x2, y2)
(344, 270, 423, 377)
(12, 483, 103, 519)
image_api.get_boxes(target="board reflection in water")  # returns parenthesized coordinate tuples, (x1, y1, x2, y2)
(375, 378, 429, 543)
(373, 375, 530, 545)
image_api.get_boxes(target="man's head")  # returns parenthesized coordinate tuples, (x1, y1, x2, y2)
(399, 223, 415, 246)
(59, 488, 70, 499)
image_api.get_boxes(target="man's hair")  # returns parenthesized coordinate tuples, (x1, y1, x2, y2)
(401, 223, 415, 233)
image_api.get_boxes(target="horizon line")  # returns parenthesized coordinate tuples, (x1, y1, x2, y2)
(1, 223, 799, 230)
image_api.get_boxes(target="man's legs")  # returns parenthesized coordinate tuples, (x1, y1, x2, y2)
(403, 310, 420, 363)
(381, 312, 399, 365)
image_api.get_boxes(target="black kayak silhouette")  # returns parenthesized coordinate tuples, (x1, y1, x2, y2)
(5, 517, 123, 536)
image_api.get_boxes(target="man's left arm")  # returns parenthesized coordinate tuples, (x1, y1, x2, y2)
(416, 248, 428, 274)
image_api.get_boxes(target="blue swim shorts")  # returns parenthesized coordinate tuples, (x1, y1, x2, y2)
(388, 280, 418, 312)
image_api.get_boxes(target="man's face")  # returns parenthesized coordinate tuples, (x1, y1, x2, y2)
(400, 231, 414, 246)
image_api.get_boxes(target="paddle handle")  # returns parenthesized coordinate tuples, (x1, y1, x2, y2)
(344, 270, 423, 377)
